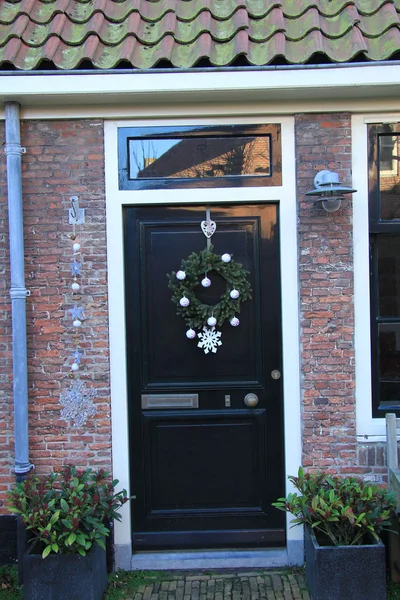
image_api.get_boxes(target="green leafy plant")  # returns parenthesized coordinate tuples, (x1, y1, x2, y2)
(273, 467, 396, 546)
(7, 465, 132, 558)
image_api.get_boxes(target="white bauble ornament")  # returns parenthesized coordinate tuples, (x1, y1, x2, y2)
(186, 328, 196, 339)
(221, 253, 231, 263)
(73, 319, 82, 328)
(73, 243, 81, 252)
(176, 270, 186, 281)
(71, 362, 79, 372)
(230, 317, 240, 327)
(179, 296, 190, 307)
(71, 282, 80, 292)
(230, 289, 240, 299)
(201, 277, 211, 288)
(207, 316, 217, 327)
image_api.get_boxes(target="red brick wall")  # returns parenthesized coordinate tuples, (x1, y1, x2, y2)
(0, 119, 110, 513)
(296, 114, 358, 474)
(296, 114, 389, 483)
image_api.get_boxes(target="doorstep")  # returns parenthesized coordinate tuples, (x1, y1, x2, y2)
(130, 548, 299, 571)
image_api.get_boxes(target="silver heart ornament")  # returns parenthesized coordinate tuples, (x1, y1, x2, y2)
(201, 220, 216, 238)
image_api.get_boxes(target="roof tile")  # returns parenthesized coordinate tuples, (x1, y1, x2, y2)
(0, 0, 400, 70)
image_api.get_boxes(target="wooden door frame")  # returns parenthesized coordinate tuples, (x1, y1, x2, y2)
(104, 115, 302, 569)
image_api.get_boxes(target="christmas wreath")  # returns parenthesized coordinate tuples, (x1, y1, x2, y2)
(167, 245, 252, 331)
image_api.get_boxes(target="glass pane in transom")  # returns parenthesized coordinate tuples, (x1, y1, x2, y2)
(129, 136, 271, 180)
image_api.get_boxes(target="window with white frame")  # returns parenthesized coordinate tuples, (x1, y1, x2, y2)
(368, 123, 400, 416)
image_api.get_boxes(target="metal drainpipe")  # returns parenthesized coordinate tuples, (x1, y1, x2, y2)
(4, 101, 33, 482)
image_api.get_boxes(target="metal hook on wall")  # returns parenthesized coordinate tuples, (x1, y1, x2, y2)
(69, 196, 85, 225)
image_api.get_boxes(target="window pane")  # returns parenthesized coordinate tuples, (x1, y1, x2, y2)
(129, 136, 271, 180)
(379, 383, 400, 410)
(377, 235, 400, 316)
(379, 130, 400, 220)
(379, 323, 400, 377)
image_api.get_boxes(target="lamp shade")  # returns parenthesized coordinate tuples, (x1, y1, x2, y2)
(306, 170, 357, 198)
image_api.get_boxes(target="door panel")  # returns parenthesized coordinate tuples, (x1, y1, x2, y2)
(144, 410, 266, 512)
(141, 217, 262, 387)
(124, 204, 285, 550)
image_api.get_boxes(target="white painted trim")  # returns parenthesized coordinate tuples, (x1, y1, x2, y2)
(105, 115, 302, 558)
(1, 99, 400, 121)
(352, 114, 377, 437)
(352, 114, 400, 439)
(363, 114, 400, 124)
(278, 118, 303, 547)
(2, 65, 400, 107)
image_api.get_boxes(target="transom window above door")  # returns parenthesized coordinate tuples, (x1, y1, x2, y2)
(117, 124, 282, 190)
(368, 123, 400, 416)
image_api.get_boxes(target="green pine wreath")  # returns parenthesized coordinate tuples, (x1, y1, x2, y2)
(167, 245, 252, 330)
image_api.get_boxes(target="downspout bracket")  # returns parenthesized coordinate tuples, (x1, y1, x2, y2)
(4, 143, 26, 156)
(10, 287, 30, 299)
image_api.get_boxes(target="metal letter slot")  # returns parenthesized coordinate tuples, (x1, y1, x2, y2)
(141, 394, 199, 409)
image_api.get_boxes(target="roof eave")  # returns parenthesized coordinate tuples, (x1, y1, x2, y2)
(1, 63, 400, 108)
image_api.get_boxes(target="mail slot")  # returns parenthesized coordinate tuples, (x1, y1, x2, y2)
(141, 394, 199, 409)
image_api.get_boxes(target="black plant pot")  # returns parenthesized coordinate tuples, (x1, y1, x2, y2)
(22, 542, 107, 600)
(305, 525, 386, 600)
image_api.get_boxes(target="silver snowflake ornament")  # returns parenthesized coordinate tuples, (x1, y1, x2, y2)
(197, 326, 222, 354)
(60, 380, 97, 428)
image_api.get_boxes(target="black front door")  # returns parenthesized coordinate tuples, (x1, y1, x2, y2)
(124, 203, 285, 550)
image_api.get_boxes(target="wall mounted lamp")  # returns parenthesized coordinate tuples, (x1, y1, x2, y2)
(305, 170, 357, 213)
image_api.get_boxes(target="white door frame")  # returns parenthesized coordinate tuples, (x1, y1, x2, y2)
(104, 114, 302, 569)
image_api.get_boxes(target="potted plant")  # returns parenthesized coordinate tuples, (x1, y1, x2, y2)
(273, 467, 396, 600)
(7, 465, 131, 600)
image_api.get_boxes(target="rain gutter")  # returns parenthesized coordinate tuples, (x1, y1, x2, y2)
(2, 59, 400, 76)
(4, 101, 33, 482)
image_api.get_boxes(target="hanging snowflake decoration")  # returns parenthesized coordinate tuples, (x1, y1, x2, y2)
(60, 380, 97, 428)
(197, 327, 222, 354)
(71, 349, 83, 364)
(70, 259, 81, 277)
(69, 304, 85, 321)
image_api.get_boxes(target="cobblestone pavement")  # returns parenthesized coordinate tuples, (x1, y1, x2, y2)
(131, 570, 310, 600)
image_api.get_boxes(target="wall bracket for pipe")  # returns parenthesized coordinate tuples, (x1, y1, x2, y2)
(10, 287, 30, 299)
(4, 144, 26, 156)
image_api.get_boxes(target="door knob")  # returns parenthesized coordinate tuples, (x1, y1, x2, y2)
(244, 393, 259, 407)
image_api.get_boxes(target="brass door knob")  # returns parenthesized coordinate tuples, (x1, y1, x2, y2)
(244, 393, 259, 407)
